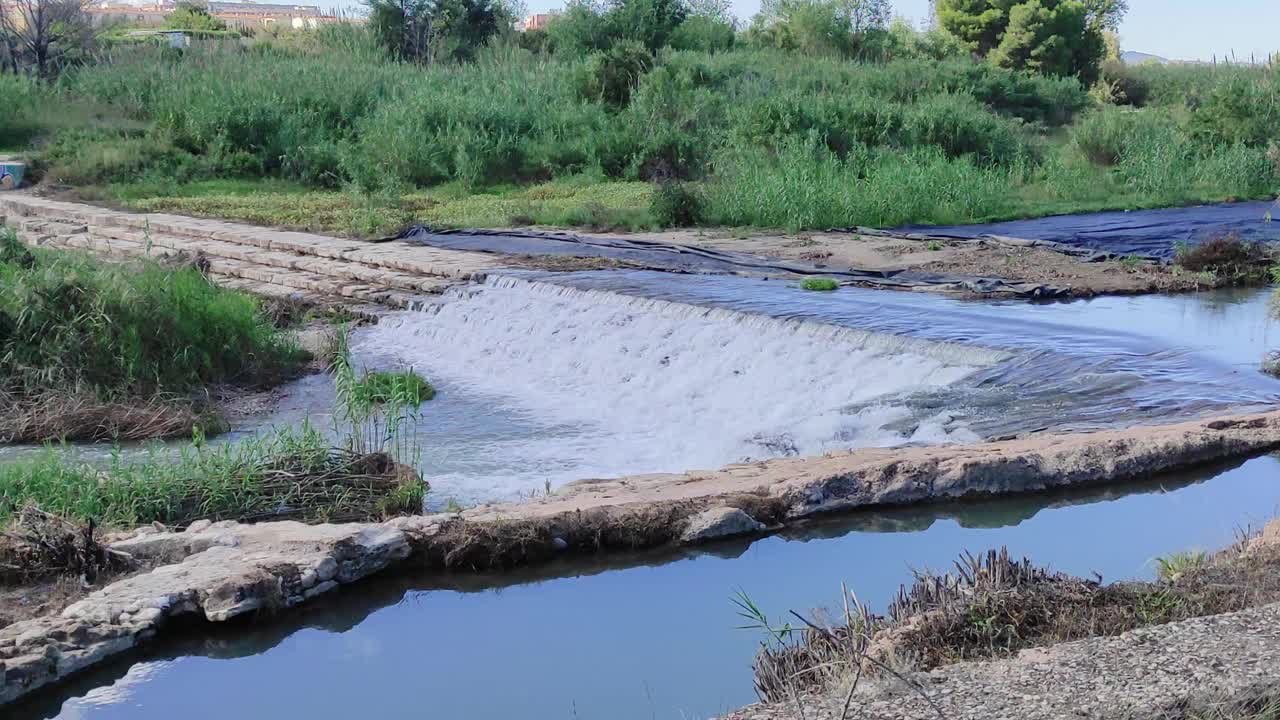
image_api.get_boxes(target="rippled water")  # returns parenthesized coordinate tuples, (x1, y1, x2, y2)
(350, 276, 1278, 501)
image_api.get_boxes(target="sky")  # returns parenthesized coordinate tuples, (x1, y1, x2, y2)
(512, 0, 1279, 62)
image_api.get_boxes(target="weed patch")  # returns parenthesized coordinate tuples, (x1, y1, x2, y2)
(800, 277, 839, 291)
(1175, 234, 1274, 286)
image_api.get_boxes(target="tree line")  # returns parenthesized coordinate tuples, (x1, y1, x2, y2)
(2, 0, 1129, 85)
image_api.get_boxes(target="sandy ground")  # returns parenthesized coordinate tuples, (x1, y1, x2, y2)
(629, 228, 1215, 297)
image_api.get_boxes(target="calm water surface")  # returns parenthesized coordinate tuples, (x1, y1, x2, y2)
(14, 455, 1280, 720)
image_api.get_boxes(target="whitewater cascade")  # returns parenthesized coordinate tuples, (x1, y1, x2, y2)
(356, 276, 1005, 501)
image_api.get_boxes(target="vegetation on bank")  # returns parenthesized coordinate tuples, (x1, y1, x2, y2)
(738, 532, 1280, 706)
(800, 277, 839, 291)
(0, 332, 433, 532)
(0, 229, 308, 442)
(0, 425, 424, 528)
(1, 3, 1274, 235)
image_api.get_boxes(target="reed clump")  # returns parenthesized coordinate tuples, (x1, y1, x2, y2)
(743, 536, 1280, 705)
(0, 228, 307, 442)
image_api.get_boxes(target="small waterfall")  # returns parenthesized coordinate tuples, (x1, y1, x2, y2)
(356, 276, 1000, 501)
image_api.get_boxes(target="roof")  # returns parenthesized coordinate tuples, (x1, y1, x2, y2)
(207, 2, 322, 15)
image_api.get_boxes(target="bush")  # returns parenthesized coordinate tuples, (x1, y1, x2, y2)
(0, 230, 305, 398)
(1070, 107, 1177, 167)
(1174, 234, 1273, 285)
(1094, 59, 1152, 107)
(1189, 72, 1280, 147)
(650, 180, 704, 226)
(669, 14, 735, 53)
(585, 40, 654, 107)
(800, 277, 838, 291)
(0, 75, 45, 150)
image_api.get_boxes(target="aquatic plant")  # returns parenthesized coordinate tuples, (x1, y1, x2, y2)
(0, 423, 425, 528)
(1174, 233, 1273, 286)
(1155, 550, 1207, 582)
(329, 327, 427, 465)
(800, 277, 839, 291)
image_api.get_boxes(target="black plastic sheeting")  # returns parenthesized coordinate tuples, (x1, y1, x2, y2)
(897, 200, 1279, 261)
(392, 226, 1071, 298)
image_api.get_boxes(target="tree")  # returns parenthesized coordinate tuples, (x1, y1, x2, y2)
(163, 2, 228, 32)
(935, 0, 1124, 81)
(366, 0, 503, 63)
(0, 0, 93, 77)
(747, 0, 892, 59)
(608, 0, 688, 52)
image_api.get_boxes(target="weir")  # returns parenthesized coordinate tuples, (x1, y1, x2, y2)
(352, 274, 1280, 502)
(358, 275, 996, 501)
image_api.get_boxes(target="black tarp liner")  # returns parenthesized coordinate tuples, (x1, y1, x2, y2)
(393, 226, 1071, 298)
(898, 200, 1279, 261)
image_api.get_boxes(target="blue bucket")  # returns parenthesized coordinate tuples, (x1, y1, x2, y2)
(1, 162, 26, 190)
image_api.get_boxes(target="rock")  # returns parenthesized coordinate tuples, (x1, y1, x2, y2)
(680, 507, 765, 544)
(185, 519, 213, 534)
(551, 537, 568, 551)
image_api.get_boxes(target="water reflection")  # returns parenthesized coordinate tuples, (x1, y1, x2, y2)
(14, 454, 1280, 720)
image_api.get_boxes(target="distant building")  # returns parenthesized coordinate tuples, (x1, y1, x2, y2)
(519, 13, 555, 32)
(84, 1, 356, 31)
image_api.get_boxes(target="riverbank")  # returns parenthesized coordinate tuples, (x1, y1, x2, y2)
(3, 409, 1280, 706)
(6, 192, 1269, 301)
(0, 224, 322, 444)
(724, 520, 1280, 720)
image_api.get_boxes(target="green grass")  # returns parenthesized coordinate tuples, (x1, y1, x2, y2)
(0, 423, 425, 528)
(18, 37, 1280, 233)
(0, 229, 306, 398)
(800, 277, 839, 291)
(102, 177, 653, 235)
(351, 369, 435, 405)
(1155, 550, 1208, 582)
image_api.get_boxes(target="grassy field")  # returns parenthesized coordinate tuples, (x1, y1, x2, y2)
(6, 34, 1275, 235)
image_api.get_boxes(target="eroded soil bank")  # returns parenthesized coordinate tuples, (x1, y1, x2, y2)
(3, 409, 1280, 706)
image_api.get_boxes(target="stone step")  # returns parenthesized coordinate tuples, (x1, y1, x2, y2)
(89, 225, 455, 295)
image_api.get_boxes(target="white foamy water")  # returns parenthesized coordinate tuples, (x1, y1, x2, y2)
(356, 276, 1005, 502)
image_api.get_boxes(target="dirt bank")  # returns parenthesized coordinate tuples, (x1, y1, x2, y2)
(3, 409, 1280, 705)
(3, 193, 1222, 301)
(647, 228, 1218, 297)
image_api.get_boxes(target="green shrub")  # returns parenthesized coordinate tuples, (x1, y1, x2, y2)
(800, 277, 838, 291)
(351, 369, 435, 406)
(0, 75, 44, 150)
(0, 230, 305, 397)
(650, 180, 704, 226)
(1095, 59, 1151, 107)
(1189, 72, 1280, 147)
(585, 40, 654, 107)
(669, 14, 735, 53)
(1070, 107, 1179, 167)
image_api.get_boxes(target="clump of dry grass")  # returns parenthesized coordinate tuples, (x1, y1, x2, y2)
(1174, 233, 1274, 285)
(0, 389, 218, 444)
(0, 505, 133, 584)
(747, 533, 1280, 705)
